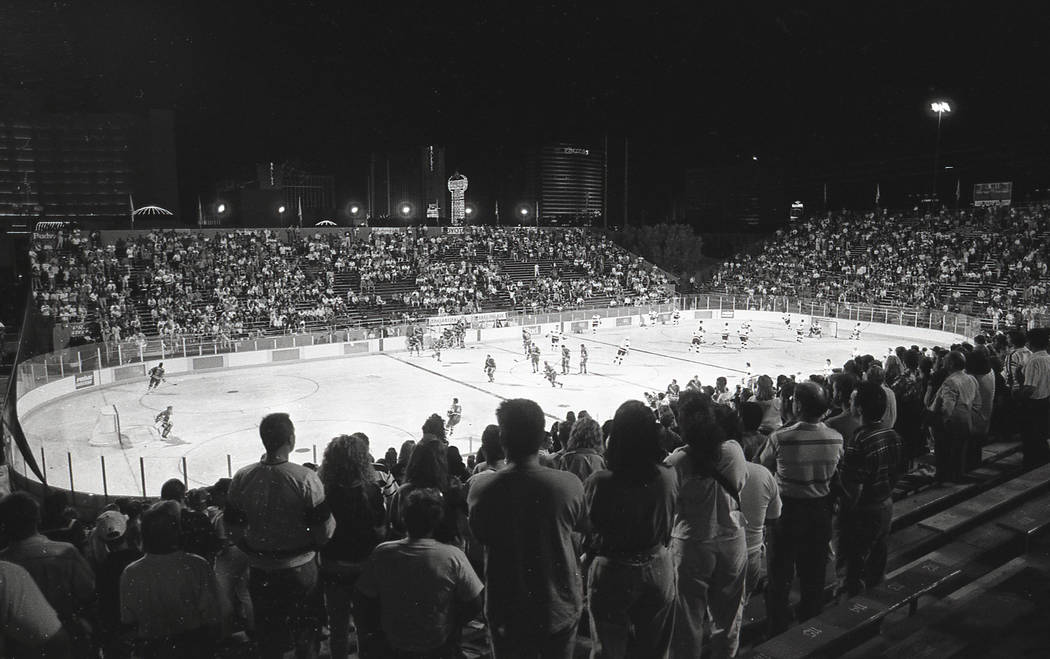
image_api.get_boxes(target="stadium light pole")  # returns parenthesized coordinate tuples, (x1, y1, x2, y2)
(930, 101, 952, 205)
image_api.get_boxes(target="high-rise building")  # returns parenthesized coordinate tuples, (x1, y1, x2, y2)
(0, 110, 179, 225)
(526, 142, 605, 225)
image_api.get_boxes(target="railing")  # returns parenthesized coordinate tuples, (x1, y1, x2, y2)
(8, 293, 987, 504)
(680, 292, 984, 339)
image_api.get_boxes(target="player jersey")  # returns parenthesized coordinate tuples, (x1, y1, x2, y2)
(485, 358, 496, 369)
(448, 404, 462, 417)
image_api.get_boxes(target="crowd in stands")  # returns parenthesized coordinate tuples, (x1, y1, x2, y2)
(710, 205, 1050, 328)
(4, 322, 1048, 658)
(29, 227, 672, 346)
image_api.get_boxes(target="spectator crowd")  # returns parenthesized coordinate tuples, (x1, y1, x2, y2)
(710, 205, 1050, 328)
(4, 323, 1048, 658)
(29, 227, 672, 348)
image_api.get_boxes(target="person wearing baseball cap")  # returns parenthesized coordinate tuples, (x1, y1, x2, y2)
(92, 509, 141, 659)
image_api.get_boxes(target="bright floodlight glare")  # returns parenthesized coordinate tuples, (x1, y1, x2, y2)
(350, 205, 360, 214)
(520, 208, 528, 215)
(465, 207, 474, 215)
(931, 101, 951, 113)
(216, 204, 226, 214)
(752, 155, 758, 161)
(401, 205, 411, 214)
(278, 205, 286, 214)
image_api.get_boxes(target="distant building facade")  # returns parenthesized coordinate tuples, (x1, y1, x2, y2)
(0, 110, 179, 225)
(526, 143, 605, 225)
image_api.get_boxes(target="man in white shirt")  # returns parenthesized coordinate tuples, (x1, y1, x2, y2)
(1017, 328, 1050, 469)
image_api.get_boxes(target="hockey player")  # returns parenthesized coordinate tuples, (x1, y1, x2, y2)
(850, 322, 863, 341)
(672, 308, 681, 326)
(613, 338, 630, 365)
(548, 327, 563, 351)
(795, 319, 806, 343)
(483, 354, 496, 382)
(738, 324, 750, 351)
(560, 344, 571, 375)
(522, 327, 533, 356)
(154, 406, 174, 439)
(543, 361, 564, 388)
(530, 342, 542, 373)
(579, 344, 588, 374)
(432, 336, 443, 362)
(744, 362, 753, 386)
(447, 398, 462, 436)
(591, 314, 601, 334)
(721, 323, 731, 348)
(823, 358, 833, 378)
(691, 327, 704, 353)
(809, 322, 823, 338)
(147, 362, 165, 393)
(783, 313, 792, 328)
(648, 309, 658, 328)
(851, 343, 861, 360)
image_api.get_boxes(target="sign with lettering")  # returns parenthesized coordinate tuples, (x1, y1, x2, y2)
(74, 372, 95, 389)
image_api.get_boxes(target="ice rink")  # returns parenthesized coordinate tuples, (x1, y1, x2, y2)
(19, 319, 915, 496)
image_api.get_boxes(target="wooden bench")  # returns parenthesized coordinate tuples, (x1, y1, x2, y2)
(747, 559, 960, 658)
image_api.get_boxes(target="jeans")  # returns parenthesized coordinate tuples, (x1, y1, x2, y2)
(249, 558, 324, 659)
(321, 560, 365, 659)
(489, 621, 577, 659)
(836, 498, 893, 597)
(767, 496, 833, 635)
(1021, 398, 1050, 470)
(588, 548, 676, 659)
(214, 545, 253, 635)
(670, 534, 747, 659)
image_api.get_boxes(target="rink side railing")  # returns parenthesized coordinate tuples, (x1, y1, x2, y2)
(16, 294, 986, 397)
(8, 295, 983, 507)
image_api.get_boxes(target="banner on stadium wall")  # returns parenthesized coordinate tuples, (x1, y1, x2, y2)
(370, 227, 402, 235)
(720, 310, 735, 318)
(74, 372, 95, 390)
(615, 316, 633, 327)
(973, 182, 1012, 207)
(427, 311, 508, 327)
(444, 226, 467, 235)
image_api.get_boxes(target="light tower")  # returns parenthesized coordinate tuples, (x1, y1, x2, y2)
(448, 172, 468, 226)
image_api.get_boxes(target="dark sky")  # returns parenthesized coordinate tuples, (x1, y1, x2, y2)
(4, 1, 1050, 214)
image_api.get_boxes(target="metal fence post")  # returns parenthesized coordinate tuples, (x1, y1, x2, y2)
(39, 448, 47, 485)
(140, 457, 147, 497)
(101, 456, 109, 501)
(67, 452, 74, 493)
(59, 355, 64, 378)
(182, 457, 188, 486)
(227, 455, 232, 477)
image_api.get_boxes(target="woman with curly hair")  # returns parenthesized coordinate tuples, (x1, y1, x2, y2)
(391, 440, 415, 484)
(585, 400, 678, 657)
(555, 417, 606, 482)
(318, 434, 387, 659)
(388, 436, 468, 549)
(666, 389, 748, 658)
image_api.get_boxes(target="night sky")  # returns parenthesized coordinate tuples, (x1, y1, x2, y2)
(4, 1, 1050, 216)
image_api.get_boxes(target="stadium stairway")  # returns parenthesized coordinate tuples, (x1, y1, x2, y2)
(743, 459, 1050, 658)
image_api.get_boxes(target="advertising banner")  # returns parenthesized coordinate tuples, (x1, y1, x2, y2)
(973, 182, 1012, 207)
(74, 372, 95, 390)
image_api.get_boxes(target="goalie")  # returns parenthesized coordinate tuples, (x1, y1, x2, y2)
(154, 406, 174, 439)
(809, 323, 823, 338)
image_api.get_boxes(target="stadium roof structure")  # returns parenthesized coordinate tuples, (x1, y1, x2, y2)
(132, 205, 173, 216)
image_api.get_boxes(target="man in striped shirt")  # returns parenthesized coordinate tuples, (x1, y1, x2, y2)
(766, 382, 844, 634)
(1017, 327, 1050, 469)
(837, 382, 903, 597)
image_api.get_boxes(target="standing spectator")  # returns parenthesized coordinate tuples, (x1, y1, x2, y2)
(837, 382, 903, 597)
(666, 390, 748, 658)
(585, 401, 678, 658)
(318, 434, 386, 659)
(736, 418, 781, 605)
(354, 488, 484, 658)
(120, 501, 221, 658)
(93, 511, 142, 659)
(1016, 327, 1050, 469)
(226, 413, 335, 659)
(555, 417, 606, 482)
(0, 491, 95, 654)
(0, 560, 71, 656)
(159, 479, 221, 562)
(753, 375, 783, 435)
(389, 436, 468, 548)
(824, 373, 861, 442)
(392, 440, 416, 483)
(966, 350, 996, 467)
(468, 399, 587, 659)
(447, 446, 471, 483)
(892, 349, 927, 465)
(865, 365, 898, 430)
(928, 351, 978, 482)
(766, 382, 843, 633)
(208, 478, 253, 638)
(471, 424, 505, 476)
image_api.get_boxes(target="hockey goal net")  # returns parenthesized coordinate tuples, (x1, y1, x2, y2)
(89, 405, 126, 448)
(809, 317, 839, 338)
